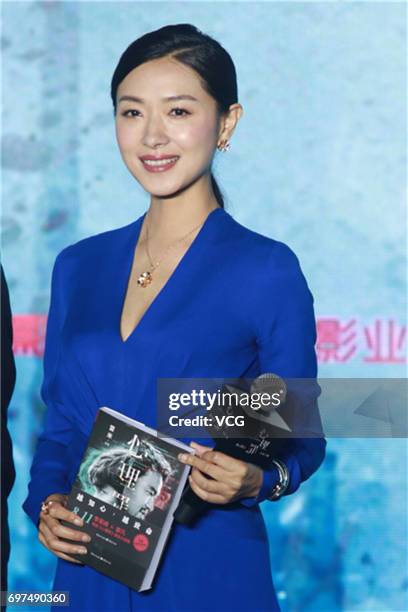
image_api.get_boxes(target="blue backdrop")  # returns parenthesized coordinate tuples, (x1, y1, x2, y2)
(2, 2, 406, 611)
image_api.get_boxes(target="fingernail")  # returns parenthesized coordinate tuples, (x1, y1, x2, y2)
(78, 547, 87, 554)
(74, 518, 83, 526)
(178, 453, 186, 461)
(82, 535, 91, 542)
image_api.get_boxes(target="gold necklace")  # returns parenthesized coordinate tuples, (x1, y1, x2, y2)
(137, 215, 207, 288)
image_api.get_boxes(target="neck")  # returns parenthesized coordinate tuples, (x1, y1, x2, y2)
(144, 174, 221, 241)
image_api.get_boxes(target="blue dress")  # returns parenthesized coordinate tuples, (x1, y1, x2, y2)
(23, 207, 326, 612)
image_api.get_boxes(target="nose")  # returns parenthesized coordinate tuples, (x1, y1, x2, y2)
(145, 496, 155, 512)
(142, 112, 169, 149)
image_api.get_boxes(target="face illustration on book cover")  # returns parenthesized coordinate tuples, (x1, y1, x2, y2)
(77, 419, 174, 521)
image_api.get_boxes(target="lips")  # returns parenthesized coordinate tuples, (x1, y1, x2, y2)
(140, 156, 180, 173)
(140, 155, 179, 161)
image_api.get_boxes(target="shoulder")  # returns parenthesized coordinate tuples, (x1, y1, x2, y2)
(222, 212, 314, 308)
(58, 218, 139, 261)
(224, 212, 304, 279)
(53, 217, 141, 274)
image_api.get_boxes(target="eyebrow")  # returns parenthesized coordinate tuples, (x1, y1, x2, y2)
(118, 94, 199, 104)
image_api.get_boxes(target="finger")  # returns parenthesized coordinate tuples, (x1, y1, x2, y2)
(179, 453, 226, 480)
(188, 474, 227, 504)
(38, 524, 83, 564)
(42, 511, 89, 543)
(46, 502, 84, 526)
(200, 449, 244, 472)
(187, 449, 245, 478)
(41, 513, 69, 536)
(190, 442, 214, 455)
(190, 467, 230, 496)
(43, 515, 90, 544)
(40, 521, 88, 557)
(55, 551, 85, 565)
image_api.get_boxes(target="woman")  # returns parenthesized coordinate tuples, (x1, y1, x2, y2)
(23, 24, 326, 612)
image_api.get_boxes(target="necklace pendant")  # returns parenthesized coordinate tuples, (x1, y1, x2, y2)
(137, 270, 153, 288)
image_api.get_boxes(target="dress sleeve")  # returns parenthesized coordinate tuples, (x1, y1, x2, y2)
(240, 243, 326, 507)
(22, 251, 74, 527)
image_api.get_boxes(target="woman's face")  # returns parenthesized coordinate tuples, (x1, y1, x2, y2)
(114, 56, 221, 197)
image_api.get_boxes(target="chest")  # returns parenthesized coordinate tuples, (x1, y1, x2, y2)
(120, 238, 198, 343)
(61, 238, 259, 374)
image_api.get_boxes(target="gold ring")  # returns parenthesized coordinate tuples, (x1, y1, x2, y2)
(41, 500, 54, 515)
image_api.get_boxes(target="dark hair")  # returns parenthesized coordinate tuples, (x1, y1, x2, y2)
(88, 443, 172, 492)
(110, 24, 239, 209)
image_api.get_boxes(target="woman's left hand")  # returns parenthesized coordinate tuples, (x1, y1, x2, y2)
(178, 442, 263, 504)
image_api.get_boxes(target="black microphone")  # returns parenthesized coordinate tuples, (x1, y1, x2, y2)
(173, 373, 289, 527)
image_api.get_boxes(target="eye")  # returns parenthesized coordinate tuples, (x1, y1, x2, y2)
(170, 107, 190, 117)
(121, 109, 140, 118)
(120, 108, 190, 118)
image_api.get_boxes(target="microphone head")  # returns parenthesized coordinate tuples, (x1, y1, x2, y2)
(250, 373, 287, 413)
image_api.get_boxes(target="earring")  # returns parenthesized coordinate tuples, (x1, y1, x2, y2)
(217, 139, 230, 152)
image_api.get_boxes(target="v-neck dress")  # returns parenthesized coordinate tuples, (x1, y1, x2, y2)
(23, 207, 326, 612)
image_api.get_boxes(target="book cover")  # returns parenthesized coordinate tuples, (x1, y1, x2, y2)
(62, 406, 193, 592)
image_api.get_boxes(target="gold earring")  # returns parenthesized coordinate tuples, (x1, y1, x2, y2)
(217, 139, 230, 152)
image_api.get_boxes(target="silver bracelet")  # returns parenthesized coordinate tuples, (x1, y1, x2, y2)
(266, 459, 290, 501)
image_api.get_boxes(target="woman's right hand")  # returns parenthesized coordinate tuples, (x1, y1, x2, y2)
(38, 493, 91, 564)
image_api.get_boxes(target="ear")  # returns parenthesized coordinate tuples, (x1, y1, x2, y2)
(217, 103, 244, 143)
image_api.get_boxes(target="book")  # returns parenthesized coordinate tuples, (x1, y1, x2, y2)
(61, 406, 193, 592)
